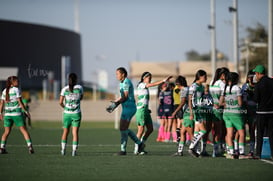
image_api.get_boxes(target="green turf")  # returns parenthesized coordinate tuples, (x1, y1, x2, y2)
(0, 121, 272, 181)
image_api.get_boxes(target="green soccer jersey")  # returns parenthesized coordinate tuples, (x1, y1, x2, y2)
(189, 82, 204, 108)
(1, 86, 22, 116)
(209, 79, 225, 106)
(119, 77, 136, 108)
(136, 82, 149, 109)
(222, 84, 242, 114)
(60, 85, 83, 114)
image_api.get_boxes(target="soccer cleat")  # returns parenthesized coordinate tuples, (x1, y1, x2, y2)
(172, 152, 183, 156)
(72, 150, 77, 156)
(114, 151, 127, 156)
(226, 154, 235, 159)
(28, 146, 34, 154)
(138, 142, 145, 153)
(238, 154, 252, 159)
(0, 148, 8, 154)
(139, 150, 148, 155)
(156, 138, 164, 142)
(188, 149, 199, 158)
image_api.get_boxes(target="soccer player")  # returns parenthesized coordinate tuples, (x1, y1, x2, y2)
(188, 70, 207, 157)
(199, 84, 213, 157)
(0, 76, 34, 154)
(220, 72, 247, 159)
(159, 83, 174, 142)
(134, 72, 172, 154)
(172, 76, 185, 143)
(113, 67, 144, 155)
(172, 76, 194, 156)
(209, 67, 229, 157)
(156, 83, 166, 142)
(59, 73, 83, 156)
(241, 70, 256, 156)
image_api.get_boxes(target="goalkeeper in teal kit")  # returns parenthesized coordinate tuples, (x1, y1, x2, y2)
(108, 67, 145, 155)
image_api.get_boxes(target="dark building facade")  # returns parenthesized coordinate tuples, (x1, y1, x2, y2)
(0, 20, 82, 90)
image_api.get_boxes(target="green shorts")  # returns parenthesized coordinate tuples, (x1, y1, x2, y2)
(212, 108, 223, 122)
(63, 112, 81, 128)
(193, 108, 205, 123)
(182, 111, 194, 128)
(4, 115, 25, 127)
(223, 113, 244, 130)
(136, 108, 153, 126)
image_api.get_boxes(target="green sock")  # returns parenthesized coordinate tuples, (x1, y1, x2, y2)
(26, 139, 32, 147)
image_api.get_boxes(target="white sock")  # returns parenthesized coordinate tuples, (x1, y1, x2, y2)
(61, 142, 66, 150)
(134, 143, 138, 153)
(178, 142, 184, 153)
(239, 144, 245, 155)
(189, 131, 205, 149)
(72, 144, 78, 151)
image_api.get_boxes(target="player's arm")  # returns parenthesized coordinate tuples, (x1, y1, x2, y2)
(172, 97, 186, 117)
(116, 90, 128, 104)
(0, 99, 4, 120)
(188, 94, 194, 120)
(18, 97, 31, 118)
(59, 96, 65, 108)
(219, 95, 225, 107)
(237, 95, 243, 107)
(146, 76, 172, 88)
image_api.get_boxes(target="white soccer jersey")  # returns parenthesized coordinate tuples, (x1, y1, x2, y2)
(222, 84, 242, 113)
(1, 87, 22, 116)
(136, 82, 149, 109)
(60, 85, 83, 114)
(209, 79, 225, 105)
(189, 83, 204, 108)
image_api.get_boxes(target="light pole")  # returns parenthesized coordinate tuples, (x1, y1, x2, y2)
(229, 0, 239, 73)
(269, 0, 273, 77)
(209, 0, 216, 78)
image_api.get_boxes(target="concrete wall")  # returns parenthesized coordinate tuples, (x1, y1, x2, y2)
(30, 99, 159, 122)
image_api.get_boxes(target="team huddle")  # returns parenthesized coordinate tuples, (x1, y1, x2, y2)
(110, 65, 273, 159)
(156, 68, 253, 159)
(0, 65, 272, 159)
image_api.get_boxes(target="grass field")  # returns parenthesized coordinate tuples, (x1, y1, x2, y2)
(0, 121, 273, 181)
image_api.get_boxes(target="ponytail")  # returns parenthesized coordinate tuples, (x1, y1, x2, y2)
(68, 73, 78, 92)
(5, 76, 18, 102)
(193, 69, 207, 83)
(224, 72, 239, 96)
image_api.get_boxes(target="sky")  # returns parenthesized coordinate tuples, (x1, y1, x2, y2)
(0, 0, 269, 89)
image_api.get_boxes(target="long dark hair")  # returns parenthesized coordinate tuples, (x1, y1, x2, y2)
(211, 68, 222, 85)
(68, 73, 77, 92)
(116, 67, 127, 77)
(224, 72, 239, 95)
(175, 75, 187, 87)
(5, 76, 18, 102)
(219, 67, 230, 83)
(138, 71, 151, 86)
(193, 69, 207, 83)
